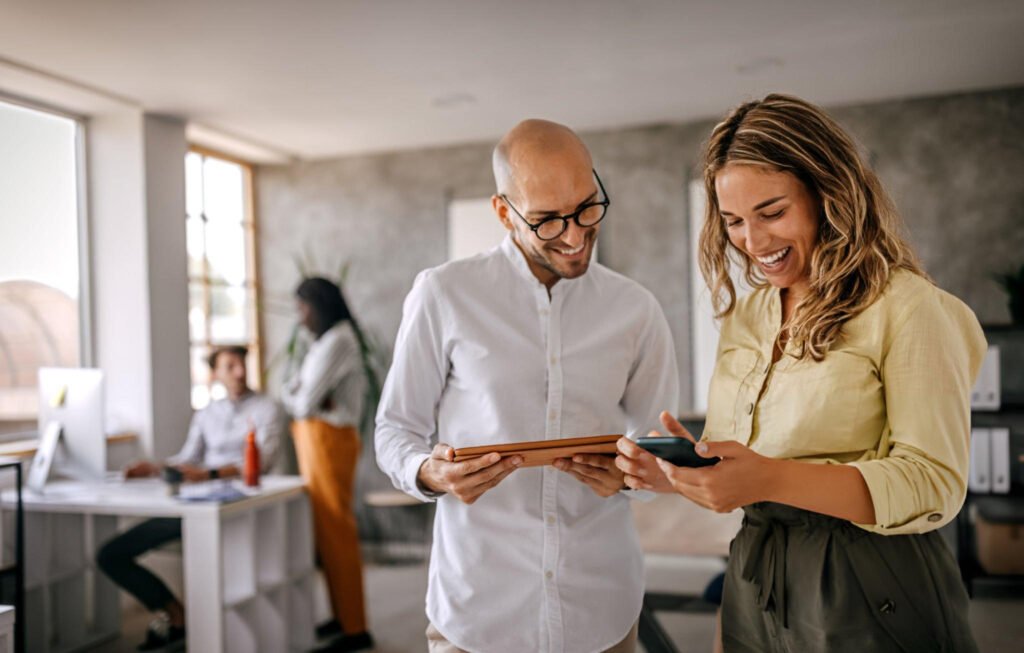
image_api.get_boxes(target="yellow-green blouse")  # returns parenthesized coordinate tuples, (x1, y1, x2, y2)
(704, 270, 986, 535)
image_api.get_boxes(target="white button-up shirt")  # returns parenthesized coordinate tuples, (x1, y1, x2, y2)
(376, 236, 679, 653)
(168, 391, 284, 472)
(281, 321, 367, 429)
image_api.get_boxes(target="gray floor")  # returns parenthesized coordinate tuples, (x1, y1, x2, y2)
(103, 555, 1024, 652)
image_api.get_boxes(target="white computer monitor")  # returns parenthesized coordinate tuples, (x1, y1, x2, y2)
(35, 367, 106, 483)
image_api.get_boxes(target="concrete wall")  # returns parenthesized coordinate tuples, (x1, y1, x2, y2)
(258, 85, 1024, 403)
(257, 144, 493, 374)
(831, 91, 1024, 322)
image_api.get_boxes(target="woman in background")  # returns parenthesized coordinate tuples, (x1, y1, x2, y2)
(617, 94, 985, 652)
(282, 276, 372, 653)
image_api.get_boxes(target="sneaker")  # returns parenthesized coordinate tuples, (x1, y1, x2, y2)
(316, 618, 342, 639)
(137, 612, 186, 652)
(312, 630, 374, 652)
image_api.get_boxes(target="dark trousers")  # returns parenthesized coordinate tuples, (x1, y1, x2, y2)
(722, 502, 978, 653)
(96, 517, 182, 612)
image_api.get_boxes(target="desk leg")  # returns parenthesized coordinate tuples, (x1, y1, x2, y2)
(182, 510, 223, 653)
(638, 596, 679, 653)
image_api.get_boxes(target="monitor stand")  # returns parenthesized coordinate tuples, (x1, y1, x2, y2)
(27, 421, 61, 493)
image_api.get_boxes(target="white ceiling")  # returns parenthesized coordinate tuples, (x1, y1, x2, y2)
(1, 0, 1022, 161)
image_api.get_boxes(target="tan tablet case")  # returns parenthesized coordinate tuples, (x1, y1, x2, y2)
(453, 434, 622, 468)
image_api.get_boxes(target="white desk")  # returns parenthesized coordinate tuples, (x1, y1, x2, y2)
(2, 476, 316, 653)
(0, 606, 12, 653)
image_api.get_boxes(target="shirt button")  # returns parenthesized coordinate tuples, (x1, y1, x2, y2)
(927, 513, 942, 522)
(549, 411, 557, 420)
(550, 356, 557, 365)
(547, 515, 555, 525)
(545, 570, 553, 580)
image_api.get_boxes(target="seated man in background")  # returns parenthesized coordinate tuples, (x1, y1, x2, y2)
(96, 345, 284, 652)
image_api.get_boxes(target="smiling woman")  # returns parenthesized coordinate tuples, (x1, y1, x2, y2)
(618, 94, 986, 653)
(716, 166, 820, 303)
(697, 94, 984, 652)
(699, 96, 925, 363)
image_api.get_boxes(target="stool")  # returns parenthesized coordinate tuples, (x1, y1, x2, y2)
(364, 490, 431, 564)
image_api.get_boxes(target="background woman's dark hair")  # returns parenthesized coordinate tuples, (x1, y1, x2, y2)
(295, 276, 354, 337)
(294, 276, 382, 435)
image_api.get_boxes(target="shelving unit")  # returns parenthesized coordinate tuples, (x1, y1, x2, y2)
(958, 403, 1024, 597)
(956, 325, 1024, 595)
(219, 494, 316, 653)
(0, 606, 13, 653)
(11, 510, 119, 653)
(1, 476, 315, 653)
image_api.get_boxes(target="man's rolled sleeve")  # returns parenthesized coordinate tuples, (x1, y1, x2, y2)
(404, 452, 441, 503)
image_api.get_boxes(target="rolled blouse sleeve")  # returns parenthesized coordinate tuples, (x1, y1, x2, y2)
(848, 288, 986, 534)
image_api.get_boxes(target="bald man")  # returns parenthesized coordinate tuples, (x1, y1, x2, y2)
(376, 120, 679, 653)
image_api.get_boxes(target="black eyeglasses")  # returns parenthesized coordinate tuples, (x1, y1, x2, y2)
(500, 169, 610, 241)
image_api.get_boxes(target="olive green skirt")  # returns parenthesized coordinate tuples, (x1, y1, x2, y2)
(722, 502, 977, 653)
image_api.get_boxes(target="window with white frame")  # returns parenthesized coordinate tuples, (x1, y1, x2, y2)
(185, 149, 262, 409)
(0, 97, 85, 438)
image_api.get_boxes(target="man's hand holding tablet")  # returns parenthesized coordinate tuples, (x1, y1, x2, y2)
(417, 444, 524, 505)
(454, 434, 631, 497)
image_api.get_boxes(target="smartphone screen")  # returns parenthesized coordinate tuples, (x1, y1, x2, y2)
(636, 436, 719, 468)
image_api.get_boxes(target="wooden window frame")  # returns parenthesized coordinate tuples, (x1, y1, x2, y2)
(186, 146, 264, 406)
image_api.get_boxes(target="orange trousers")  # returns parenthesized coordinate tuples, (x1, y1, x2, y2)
(291, 419, 367, 634)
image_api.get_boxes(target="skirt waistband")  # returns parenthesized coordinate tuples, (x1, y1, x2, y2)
(742, 501, 859, 531)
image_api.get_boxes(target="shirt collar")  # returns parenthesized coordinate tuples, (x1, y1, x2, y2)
(226, 389, 254, 407)
(499, 233, 583, 296)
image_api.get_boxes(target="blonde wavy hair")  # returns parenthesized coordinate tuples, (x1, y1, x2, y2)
(698, 93, 927, 361)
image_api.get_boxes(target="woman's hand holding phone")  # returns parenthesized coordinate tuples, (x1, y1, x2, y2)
(626, 412, 781, 513)
(615, 411, 704, 492)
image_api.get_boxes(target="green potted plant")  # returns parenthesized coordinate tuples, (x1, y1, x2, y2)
(993, 264, 1024, 325)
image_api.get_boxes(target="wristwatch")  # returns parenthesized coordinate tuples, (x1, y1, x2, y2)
(209, 468, 220, 480)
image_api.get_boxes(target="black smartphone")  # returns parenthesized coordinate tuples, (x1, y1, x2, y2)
(636, 437, 719, 468)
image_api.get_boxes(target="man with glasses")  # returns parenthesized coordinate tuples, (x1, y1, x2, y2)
(376, 119, 678, 653)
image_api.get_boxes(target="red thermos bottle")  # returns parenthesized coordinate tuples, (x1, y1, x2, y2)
(244, 430, 260, 487)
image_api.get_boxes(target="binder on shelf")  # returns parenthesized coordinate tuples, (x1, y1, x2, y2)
(990, 427, 1011, 494)
(969, 428, 991, 493)
(970, 346, 1001, 411)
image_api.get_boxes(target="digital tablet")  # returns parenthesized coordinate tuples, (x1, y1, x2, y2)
(453, 434, 622, 468)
